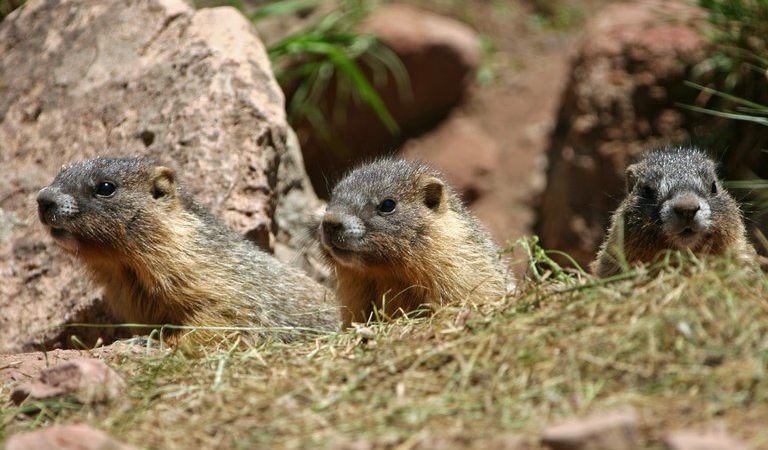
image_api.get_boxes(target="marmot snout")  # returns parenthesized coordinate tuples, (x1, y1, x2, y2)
(660, 191, 713, 248)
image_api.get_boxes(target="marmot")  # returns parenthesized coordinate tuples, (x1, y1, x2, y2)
(315, 159, 511, 325)
(36, 156, 339, 344)
(592, 146, 755, 277)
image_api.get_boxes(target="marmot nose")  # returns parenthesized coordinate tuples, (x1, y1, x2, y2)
(671, 196, 701, 222)
(321, 212, 344, 238)
(36, 188, 58, 219)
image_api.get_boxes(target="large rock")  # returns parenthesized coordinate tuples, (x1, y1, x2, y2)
(535, 1, 709, 267)
(0, 0, 320, 352)
(293, 3, 482, 197)
(5, 424, 137, 450)
(540, 408, 640, 450)
(0, 342, 165, 385)
(11, 358, 125, 405)
(664, 430, 751, 450)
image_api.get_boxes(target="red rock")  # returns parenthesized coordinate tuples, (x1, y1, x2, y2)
(11, 358, 125, 405)
(664, 430, 751, 450)
(4, 424, 136, 450)
(361, 4, 481, 70)
(0, 342, 165, 385)
(540, 409, 639, 450)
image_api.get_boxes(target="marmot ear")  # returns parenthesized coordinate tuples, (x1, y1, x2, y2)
(150, 166, 176, 200)
(625, 164, 639, 193)
(423, 177, 445, 211)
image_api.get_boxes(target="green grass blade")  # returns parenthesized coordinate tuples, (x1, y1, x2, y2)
(248, 0, 323, 21)
(685, 81, 768, 110)
(299, 40, 400, 133)
(678, 103, 768, 126)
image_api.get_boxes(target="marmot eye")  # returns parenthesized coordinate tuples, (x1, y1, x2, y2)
(94, 181, 116, 198)
(711, 181, 718, 195)
(378, 198, 397, 214)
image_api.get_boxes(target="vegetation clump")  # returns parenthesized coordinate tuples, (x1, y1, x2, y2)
(3, 245, 768, 448)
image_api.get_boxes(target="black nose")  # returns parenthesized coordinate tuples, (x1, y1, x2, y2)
(672, 197, 701, 222)
(37, 188, 58, 220)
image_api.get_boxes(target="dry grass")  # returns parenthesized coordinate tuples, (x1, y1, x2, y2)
(3, 244, 768, 449)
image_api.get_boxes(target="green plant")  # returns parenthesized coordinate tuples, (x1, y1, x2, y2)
(681, 82, 768, 218)
(223, 0, 408, 141)
(685, 1, 768, 223)
(229, 0, 322, 21)
(683, 81, 768, 127)
(511, 236, 584, 285)
(692, 0, 768, 134)
(695, 0, 768, 90)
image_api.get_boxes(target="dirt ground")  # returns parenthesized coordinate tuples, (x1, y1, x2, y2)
(399, 0, 608, 270)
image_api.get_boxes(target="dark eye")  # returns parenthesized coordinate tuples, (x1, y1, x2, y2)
(377, 198, 397, 214)
(640, 185, 655, 200)
(711, 181, 717, 195)
(94, 181, 116, 198)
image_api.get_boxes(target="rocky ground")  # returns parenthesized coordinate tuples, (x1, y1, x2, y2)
(296, 0, 594, 266)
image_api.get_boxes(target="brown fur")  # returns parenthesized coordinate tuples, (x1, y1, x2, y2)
(37, 157, 339, 344)
(316, 159, 512, 325)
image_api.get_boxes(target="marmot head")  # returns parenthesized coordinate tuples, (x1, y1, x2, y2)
(37, 156, 179, 256)
(624, 146, 733, 250)
(319, 159, 454, 271)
